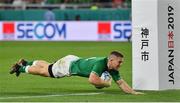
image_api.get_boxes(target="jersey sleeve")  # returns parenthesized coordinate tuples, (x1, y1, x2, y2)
(91, 63, 104, 76)
(109, 70, 121, 81)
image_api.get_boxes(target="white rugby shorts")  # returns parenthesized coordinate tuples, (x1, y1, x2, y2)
(51, 55, 80, 78)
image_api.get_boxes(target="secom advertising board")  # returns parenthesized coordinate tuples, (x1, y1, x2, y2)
(0, 21, 131, 41)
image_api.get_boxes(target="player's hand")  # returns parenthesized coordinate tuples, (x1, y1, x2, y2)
(95, 79, 112, 89)
(131, 91, 145, 95)
(105, 78, 112, 87)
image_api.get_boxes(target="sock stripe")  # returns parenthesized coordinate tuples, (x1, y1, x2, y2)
(32, 61, 38, 66)
(25, 66, 30, 73)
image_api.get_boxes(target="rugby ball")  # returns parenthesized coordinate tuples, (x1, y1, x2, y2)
(95, 71, 111, 89)
(100, 71, 111, 81)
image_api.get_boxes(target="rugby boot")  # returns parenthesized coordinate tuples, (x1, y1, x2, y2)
(18, 59, 27, 66)
(9, 63, 21, 77)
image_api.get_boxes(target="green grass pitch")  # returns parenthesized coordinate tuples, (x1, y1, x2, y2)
(0, 41, 180, 102)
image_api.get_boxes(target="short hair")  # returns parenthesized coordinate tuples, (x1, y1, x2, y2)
(110, 51, 124, 58)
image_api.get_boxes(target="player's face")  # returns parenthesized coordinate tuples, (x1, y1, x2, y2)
(111, 57, 123, 70)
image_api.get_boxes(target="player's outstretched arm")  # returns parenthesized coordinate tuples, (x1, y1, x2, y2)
(116, 79, 144, 95)
(89, 72, 111, 87)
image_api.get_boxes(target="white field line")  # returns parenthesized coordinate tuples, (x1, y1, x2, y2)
(0, 92, 104, 100)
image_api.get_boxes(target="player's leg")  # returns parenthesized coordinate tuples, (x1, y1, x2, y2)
(25, 60, 50, 77)
(10, 59, 50, 77)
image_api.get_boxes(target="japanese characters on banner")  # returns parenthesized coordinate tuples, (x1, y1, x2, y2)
(140, 28, 149, 62)
(0, 21, 131, 41)
(132, 0, 180, 90)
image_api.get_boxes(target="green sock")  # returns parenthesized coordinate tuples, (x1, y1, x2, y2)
(26, 61, 34, 66)
(19, 66, 26, 73)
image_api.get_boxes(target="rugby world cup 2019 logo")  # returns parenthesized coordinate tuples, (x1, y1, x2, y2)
(2, 22, 15, 40)
(98, 22, 111, 40)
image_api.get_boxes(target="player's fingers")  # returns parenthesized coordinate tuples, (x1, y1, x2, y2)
(135, 92, 145, 95)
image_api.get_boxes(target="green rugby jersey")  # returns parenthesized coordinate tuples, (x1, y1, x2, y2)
(70, 57, 121, 81)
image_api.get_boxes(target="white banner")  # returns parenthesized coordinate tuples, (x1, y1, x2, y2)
(132, 0, 180, 90)
(0, 21, 131, 41)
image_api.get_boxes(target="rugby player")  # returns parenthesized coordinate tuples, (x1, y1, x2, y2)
(10, 51, 143, 95)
